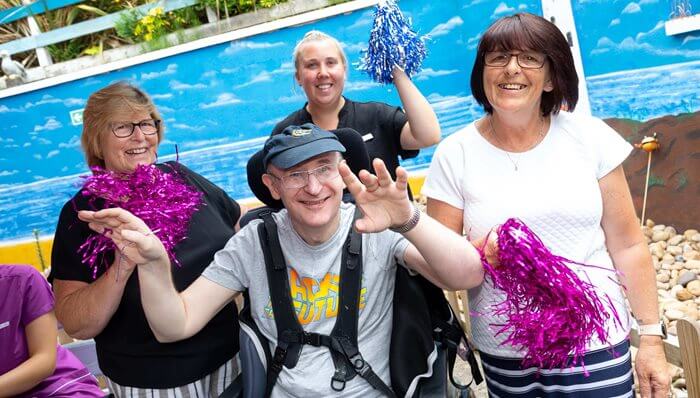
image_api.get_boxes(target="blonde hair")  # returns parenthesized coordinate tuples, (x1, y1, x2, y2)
(292, 30, 348, 73)
(81, 82, 164, 169)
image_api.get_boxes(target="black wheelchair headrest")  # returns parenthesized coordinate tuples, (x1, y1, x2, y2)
(246, 127, 370, 209)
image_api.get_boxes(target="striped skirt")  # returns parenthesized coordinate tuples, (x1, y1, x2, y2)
(480, 340, 634, 398)
(106, 356, 240, 398)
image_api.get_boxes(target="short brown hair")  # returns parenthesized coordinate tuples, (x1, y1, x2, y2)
(81, 82, 163, 169)
(470, 13, 578, 115)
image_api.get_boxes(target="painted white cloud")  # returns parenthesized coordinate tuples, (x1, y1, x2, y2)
(64, 98, 85, 106)
(639, 0, 658, 4)
(342, 42, 366, 54)
(24, 95, 86, 109)
(621, 2, 641, 14)
(414, 68, 459, 81)
(0, 105, 24, 113)
(636, 21, 664, 41)
(59, 135, 81, 148)
(682, 35, 700, 45)
(278, 93, 305, 103)
(35, 137, 52, 145)
(141, 64, 178, 80)
(25, 95, 61, 108)
(591, 35, 700, 58)
(345, 80, 381, 92)
(609, 18, 621, 27)
(151, 93, 173, 100)
(23, 142, 31, 147)
(221, 67, 240, 75)
(427, 16, 463, 38)
(223, 41, 284, 56)
(199, 93, 242, 109)
(202, 70, 217, 78)
(346, 11, 373, 31)
(46, 150, 59, 159)
(172, 123, 205, 131)
(158, 105, 175, 113)
(33, 154, 42, 160)
(518, 4, 528, 10)
(271, 62, 295, 77)
(235, 72, 272, 89)
(34, 117, 62, 132)
(255, 118, 283, 130)
(0, 169, 18, 177)
(170, 80, 207, 90)
(493, 2, 515, 16)
(462, 0, 488, 8)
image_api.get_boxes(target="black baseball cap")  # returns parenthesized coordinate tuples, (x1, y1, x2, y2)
(263, 123, 346, 169)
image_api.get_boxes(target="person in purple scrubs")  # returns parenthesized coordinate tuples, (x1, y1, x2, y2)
(0, 264, 105, 398)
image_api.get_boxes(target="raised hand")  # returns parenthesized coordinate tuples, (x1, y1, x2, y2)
(78, 208, 167, 266)
(339, 158, 414, 233)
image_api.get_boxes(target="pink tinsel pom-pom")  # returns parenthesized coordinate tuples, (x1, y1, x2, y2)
(77, 164, 203, 278)
(480, 218, 621, 371)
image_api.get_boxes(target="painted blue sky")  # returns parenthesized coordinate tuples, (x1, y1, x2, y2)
(574, 0, 700, 75)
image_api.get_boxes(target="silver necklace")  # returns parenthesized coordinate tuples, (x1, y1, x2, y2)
(488, 117, 545, 171)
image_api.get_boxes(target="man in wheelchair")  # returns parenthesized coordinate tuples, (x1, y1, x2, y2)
(77, 124, 488, 397)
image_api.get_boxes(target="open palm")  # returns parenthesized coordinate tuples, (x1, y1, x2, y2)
(78, 208, 167, 265)
(339, 158, 414, 233)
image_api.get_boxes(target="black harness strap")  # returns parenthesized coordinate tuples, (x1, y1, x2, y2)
(257, 210, 395, 397)
(258, 213, 303, 397)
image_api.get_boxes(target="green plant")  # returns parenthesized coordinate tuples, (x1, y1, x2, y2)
(197, 0, 286, 19)
(115, 8, 142, 43)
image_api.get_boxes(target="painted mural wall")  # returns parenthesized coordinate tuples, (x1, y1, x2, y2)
(572, 0, 700, 231)
(0, 0, 698, 267)
(0, 0, 542, 250)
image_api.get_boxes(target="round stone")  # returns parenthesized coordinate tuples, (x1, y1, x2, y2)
(687, 280, 700, 296)
(678, 272, 698, 287)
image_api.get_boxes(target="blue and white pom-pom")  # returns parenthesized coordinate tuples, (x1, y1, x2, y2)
(358, 0, 427, 84)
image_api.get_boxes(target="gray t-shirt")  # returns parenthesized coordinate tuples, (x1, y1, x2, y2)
(202, 203, 410, 397)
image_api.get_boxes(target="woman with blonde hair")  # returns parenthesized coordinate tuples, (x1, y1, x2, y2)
(272, 30, 440, 197)
(50, 82, 246, 397)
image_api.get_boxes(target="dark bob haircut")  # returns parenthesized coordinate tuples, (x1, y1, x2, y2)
(470, 13, 579, 116)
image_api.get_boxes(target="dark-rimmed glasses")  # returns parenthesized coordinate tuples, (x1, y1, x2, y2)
(484, 51, 546, 69)
(268, 162, 340, 189)
(110, 119, 161, 138)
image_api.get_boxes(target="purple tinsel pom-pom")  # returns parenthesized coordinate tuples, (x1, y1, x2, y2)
(77, 164, 203, 278)
(480, 218, 621, 371)
(358, 0, 427, 84)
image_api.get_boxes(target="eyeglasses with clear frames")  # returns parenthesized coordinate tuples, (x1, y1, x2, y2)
(484, 51, 547, 69)
(110, 119, 161, 138)
(268, 162, 341, 189)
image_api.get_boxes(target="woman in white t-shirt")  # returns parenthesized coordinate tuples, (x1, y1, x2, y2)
(422, 13, 669, 398)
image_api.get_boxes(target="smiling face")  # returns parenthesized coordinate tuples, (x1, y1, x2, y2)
(101, 110, 159, 173)
(262, 152, 344, 244)
(295, 39, 347, 109)
(482, 49, 553, 117)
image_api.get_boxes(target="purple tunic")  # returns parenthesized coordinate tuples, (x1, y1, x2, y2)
(0, 264, 104, 397)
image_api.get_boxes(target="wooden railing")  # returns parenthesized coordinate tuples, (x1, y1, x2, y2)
(0, 0, 198, 58)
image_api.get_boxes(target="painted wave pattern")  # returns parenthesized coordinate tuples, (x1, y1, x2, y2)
(586, 60, 700, 121)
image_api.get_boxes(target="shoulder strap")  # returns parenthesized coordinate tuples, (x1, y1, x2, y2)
(257, 212, 304, 398)
(328, 208, 395, 397)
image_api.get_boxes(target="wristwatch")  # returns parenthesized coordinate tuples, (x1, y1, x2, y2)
(638, 322, 667, 339)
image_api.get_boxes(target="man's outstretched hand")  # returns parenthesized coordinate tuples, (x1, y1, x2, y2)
(339, 158, 414, 233)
